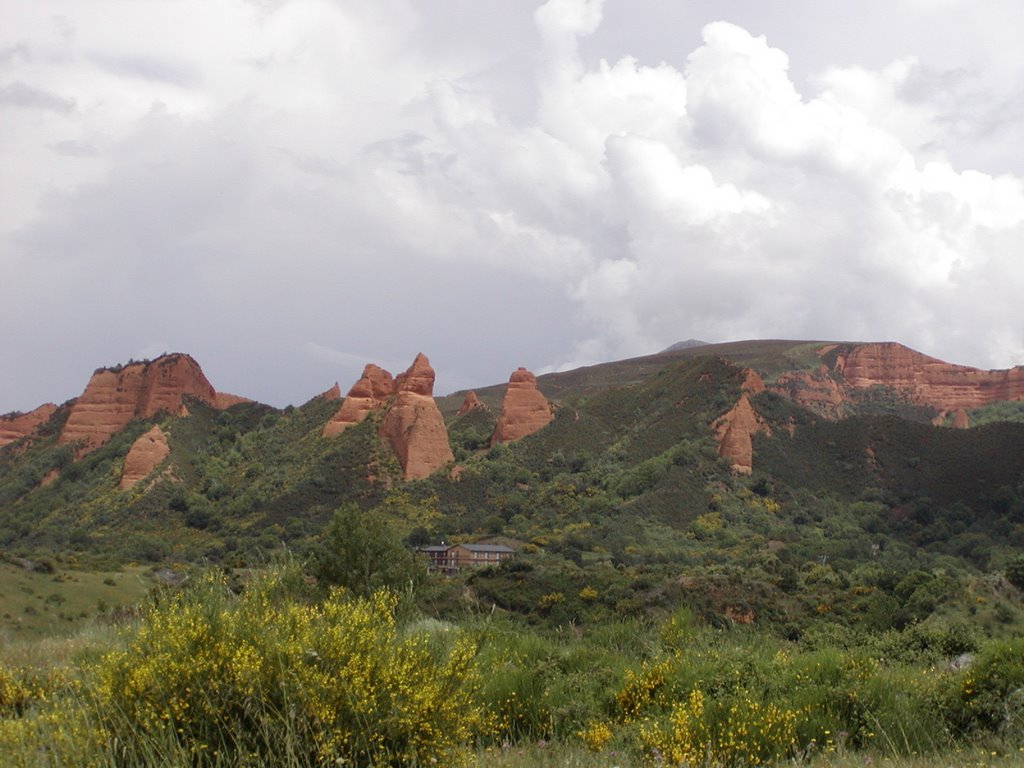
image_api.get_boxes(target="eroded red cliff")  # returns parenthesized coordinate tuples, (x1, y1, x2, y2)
(712, 370, 772, 474)
(379, 354, 453, 479)
(59, 354, 222, 456)
(457, 390, 489, 416)
(319, 383, 342, 402)
(214, 392, 252, 409)
(119, 425, 171, 490)
(0, 403, 57, 448)
(713, 394, 771, 474)
(835, 342, 1024, 409)
(490, 368, 554, 446)
(323, 364, 396, 437)
(767, 343, 1024, 419)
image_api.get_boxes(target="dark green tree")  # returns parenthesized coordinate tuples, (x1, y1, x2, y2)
(311, 504, 424, 596)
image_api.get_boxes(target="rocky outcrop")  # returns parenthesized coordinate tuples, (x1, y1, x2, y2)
(456, 390, 489, 416)
(741, 368, 765, 394)
(951, 408, 970, 429)
(319, 382, 342, 401)
(490, 368, 555, 446)
(713, 394, 771, 474)
(323, 364, 395, 437)
(834, 342, 1024, 410)
(59, 354, 229, 456)
(119, 426, 171, 490)
(0, 403, 57, 448)
(766, 343, 1024, 420)
(379, 354, 453, 479)
(214, 392, 252, 409)
(770, 370, 846, 417)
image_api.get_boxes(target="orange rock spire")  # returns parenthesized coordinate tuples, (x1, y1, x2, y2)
(379, 354, 454, 479)
(490, 367, 554, 446)
(119, 426, 171, 489)
(323, 364, 395, 437)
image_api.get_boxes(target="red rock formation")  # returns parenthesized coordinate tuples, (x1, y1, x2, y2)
(214, 392, 252, 409)
(770, 371, 846, 417)
(951, 408, 970, 429)
(119, 426, 171, 490)
(59, 354, 227, 456)
(379, 354, 453, 479)
(323, 364, 395, 437)
(319, 383, 342, 401)
(0, 403, 57, 448)
(456, 390, 489, 416)
(769, 343, 1024, 419)
(834, 342, 1024, 410)
(490, 368, 555, 446)
(741, 368, 765, 394)
(764, 342, 1024, 421)
(713, 394, 771, 474)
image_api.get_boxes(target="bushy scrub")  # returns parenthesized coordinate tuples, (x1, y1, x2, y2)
(93, 570, 487, 766)
(941, 637, 1024, 740)
(639, 688, 799, 767)
(617, 627, 967, 765)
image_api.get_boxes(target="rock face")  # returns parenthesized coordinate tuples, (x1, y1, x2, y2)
(0, 403, 57, 448)
(768, 342, 1024, 419)
(319, 383, 342, 401)
(741, 368, 765, 394)
(119, 426, 171, 490)
(714, 394, 771, 474)
(213, 392, 252, 409)
(834, 342, 1024, 409)
(379, 354, 453, 479)
(771, 370, 845, 416)
(490, 368, 555, 446)
(951, 408, 970, 429)
(59, 354, 221, 456)
(323, 364, 396, 437)
(456, 390, 489, 416)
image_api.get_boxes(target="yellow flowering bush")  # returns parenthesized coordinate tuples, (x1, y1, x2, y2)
(616, 658, 671, 722)
(577, 720, 614, 752)
(640, 688, 798, 767)
(94, 570, 487, 766)
(0, 666, 34, 717)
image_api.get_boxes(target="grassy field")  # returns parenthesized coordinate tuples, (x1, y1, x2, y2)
(1, 564, 1022, 768)
(470, 744, 1024, 767)
(0, 560, 155, 639)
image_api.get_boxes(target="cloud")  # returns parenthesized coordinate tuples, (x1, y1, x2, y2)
(2, 0, 1024, 411)
(88, 52, 201, 86)
(48, 139, 98, 157)
(0, 80, 75, 112)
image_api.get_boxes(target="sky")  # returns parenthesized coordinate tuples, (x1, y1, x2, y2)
(3, 0, 1024, 411)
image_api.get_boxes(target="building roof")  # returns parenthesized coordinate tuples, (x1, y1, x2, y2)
(458, 543, 515, 553)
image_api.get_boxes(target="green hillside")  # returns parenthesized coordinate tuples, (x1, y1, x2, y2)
(3, 344, 1024, 767)
(3, 347, 1021, 636)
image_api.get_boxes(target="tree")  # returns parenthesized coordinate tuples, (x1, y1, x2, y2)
(311, 504, 424, 596)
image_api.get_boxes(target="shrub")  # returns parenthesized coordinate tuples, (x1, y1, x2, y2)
(941, 637, 1024, 738)
(93, 569, 487, 766)
(639, 688, 799, 767)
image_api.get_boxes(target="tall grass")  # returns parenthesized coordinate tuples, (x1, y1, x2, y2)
(1, 570, 1023, 767)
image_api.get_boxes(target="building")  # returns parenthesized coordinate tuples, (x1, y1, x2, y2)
(418, 542, 515, 573)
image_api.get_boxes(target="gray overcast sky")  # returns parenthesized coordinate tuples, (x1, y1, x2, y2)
(3, 0, 1023, 411)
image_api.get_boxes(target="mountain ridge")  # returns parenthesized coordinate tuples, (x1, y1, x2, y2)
(6, 340, 1024, 458)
